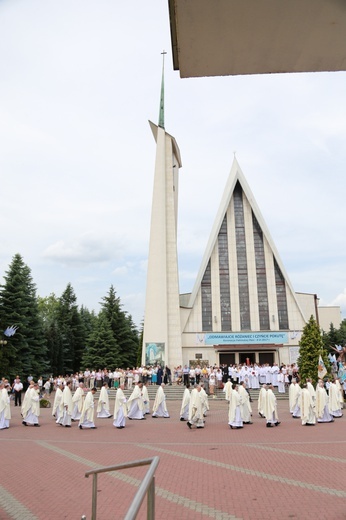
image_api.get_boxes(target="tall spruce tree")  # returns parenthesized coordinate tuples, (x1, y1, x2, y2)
(100, 285, 139, 368)
(0, 254, 48, 380)
(57, 283, 84, 374)
(297, 315, 330, 385)
(81, 312, 121, 369)
(38, 294, 63, 376)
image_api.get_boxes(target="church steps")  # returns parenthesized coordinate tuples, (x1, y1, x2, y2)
(93, 385, 289, 401)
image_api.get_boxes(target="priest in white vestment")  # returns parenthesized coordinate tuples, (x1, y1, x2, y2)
(180, 385, 190, 421)
(71, 383, 85, 421)
(238, 382, 252, 424)
(249, 367, 260, 389)
(335, 379, 344, 409)
(127, 383, 145, 420)
(264, 386, 280, 427)
(0, 382, 11, 429)
(328, 380, 343, 418)
(113, 384, 127, 428)
(142, 383, 150, 415)
(52, 384, 63, 421)
(306, 379, 316, 402)
(299, 385, 316, 426)
(223, 379, 232, 401)
(228, 385, 243, 429)
(200, 383, 209, 417)
(187, 386, 204, 429)
(21, 381, 35, 417)
(257, 384, 267, 418)
(316, 380, 334, 423)
(289, 379, 301, 418)
(79, 388, 97, 429)
(97, 383, 112, 418)
(152, 384, 170, 418)
(22, 383, 40, 426)
(271, 364, 280, 387)
(277, 371, 285, 393)
(57, 381, 73, 427)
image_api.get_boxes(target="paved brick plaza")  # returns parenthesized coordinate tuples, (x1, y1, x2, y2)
(0, 396, 345, 520)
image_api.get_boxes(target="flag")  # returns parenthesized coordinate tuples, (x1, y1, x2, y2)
(3, 325, 18, 337)
(328, 353, 336, 363)
(318, 354, 327, 379)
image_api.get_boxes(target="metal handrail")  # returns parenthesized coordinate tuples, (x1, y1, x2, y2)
(83, 456, 160, 520)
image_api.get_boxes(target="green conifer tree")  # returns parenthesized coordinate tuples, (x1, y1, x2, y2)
(297, 315, 330, 385)
(100, 285, 139, 368)
(38, 294, 63, 376)
(57, 283, 84, 374)
(0, 254, 48, 380)
(81, 312, 121, 368)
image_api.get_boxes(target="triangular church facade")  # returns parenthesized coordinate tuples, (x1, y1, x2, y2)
(180, 158, 310, 367)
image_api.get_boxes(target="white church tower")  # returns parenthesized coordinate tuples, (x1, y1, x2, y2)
(142, 54, 183, 369)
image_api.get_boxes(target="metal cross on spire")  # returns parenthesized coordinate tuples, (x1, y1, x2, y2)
(158, 50, 167, 129)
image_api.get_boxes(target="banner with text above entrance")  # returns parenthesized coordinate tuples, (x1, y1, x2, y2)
(204, 332, 288, 345)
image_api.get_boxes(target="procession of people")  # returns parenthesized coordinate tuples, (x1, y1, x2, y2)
(0, 359, 344, 432)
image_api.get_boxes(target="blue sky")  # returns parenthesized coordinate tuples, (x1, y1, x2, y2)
(1, 0, 345, 327)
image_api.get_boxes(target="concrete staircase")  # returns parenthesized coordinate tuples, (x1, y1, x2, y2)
(96, 384, 289, 401)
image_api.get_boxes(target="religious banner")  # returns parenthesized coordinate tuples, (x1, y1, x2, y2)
(318, 354, 327, 379)
(204, 331, 288, 346)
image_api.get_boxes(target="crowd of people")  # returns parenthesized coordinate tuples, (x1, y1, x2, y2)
(286, 377, 344, 425)
(0, 360, 345, 431)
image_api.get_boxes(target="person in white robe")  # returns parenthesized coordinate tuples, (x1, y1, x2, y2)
(277, 371, 285, 393)
(238, 382, 252, 424)
(271, 364, 279, 387)
(257, 384, 267, 418)
(259, 366, 266, 385)
(264, 385, 280, 427)
(265, 365, 272, 385)
(22, 383, 40, 426)
(335, 379, 344, 409)
(315, 380, 334, 423)
(21, 381, 35, 417)
(52, 383, 63, 421)
(152, 384, 170, 418)
(57, 381, 73, 427)
(127, 383, 145, 420)
(179, 384, 190, 421)
(306, 379, 316, 403)
(79, 388, 97, 429)
(228, 385, 243, 429)
(223, 379, 232, 401)
(250, 366, 260, 389)
(113, 384, 127, 428)
(71, 383, 85, 421)
(289, 379, 301, 418)
(299, 385, 316, 426)
(0, 382, 11, 429)
(328, 380, 343, 418)
(97, 383, 112, 418)
(200, 383, 209, 417)
(142, 383, 150, 414)
(187, 386, 204, 429)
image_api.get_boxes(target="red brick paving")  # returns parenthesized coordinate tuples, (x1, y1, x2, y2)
(0, 396, 345, 520)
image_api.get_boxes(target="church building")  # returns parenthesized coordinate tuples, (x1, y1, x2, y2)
(142, 70, 341, 370)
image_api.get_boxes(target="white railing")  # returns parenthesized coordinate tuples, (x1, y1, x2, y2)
(83, 456, 160, 520)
